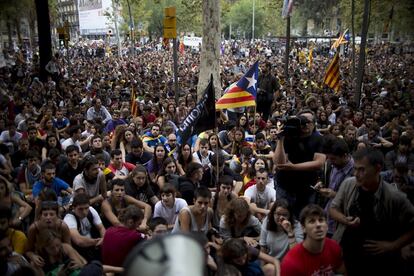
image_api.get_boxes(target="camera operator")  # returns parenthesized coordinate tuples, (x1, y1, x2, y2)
(272, 109, 326, 217)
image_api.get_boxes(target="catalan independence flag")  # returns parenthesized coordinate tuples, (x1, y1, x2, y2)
(331, 29, 348, 50)
(216, 61, 258, 109)
(131, 87, 138, 117)
(323, 52, 340, 93)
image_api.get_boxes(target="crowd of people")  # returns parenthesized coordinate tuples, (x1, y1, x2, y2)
(0, 38, 413, 276)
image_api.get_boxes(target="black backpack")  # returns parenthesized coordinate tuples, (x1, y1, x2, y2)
(69, 210, 100, 239)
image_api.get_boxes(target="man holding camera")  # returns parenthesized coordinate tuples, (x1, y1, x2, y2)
(273, 109, 326, 217)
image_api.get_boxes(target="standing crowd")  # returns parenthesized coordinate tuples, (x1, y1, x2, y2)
(0, 39, 413, 276)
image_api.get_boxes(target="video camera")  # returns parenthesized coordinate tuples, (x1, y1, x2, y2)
(280, 115, 310, 138)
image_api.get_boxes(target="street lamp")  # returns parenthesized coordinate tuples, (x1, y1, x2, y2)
(252, 0, 255, 41)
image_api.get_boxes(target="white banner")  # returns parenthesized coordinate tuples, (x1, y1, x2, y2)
(183, 36, 202, 47)
(78, 0, 113, 35)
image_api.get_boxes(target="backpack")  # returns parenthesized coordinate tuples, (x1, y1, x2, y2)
(69, 210, 100, 239)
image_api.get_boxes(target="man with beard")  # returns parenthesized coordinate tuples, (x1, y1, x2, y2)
(73, 156, 107, 209)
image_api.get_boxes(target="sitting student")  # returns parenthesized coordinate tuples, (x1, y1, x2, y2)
(102, 205, 147, 267)
(176, 162, 204, 205)
(125, 139, 153, 166)
(147, 217, 168, 238)
(17, 150, 42, 202)
(281, 204, 346, 276)
(153, 184, 188, 230)
(63, 193, 106, 262)
(243, 168, 276, 218)
(259, 199, 304, 260)
(219, 198, 261, 248)
(32, 161, 72, 208)
(172, 186, 213, 235)
(0, 231, 30, 276)
(107, 149, 136, 180)
(26, 200, 71, 268)
(220, 238, 280, 276)
(0, 204, 27, 255)
(34, 229, 86, 276)
(192, 138, 214, 170)
(57, 145, 82, 188)
(0, 176, 31, 231)
(211, 175, 238, 229)
(101, 179, 151, 230)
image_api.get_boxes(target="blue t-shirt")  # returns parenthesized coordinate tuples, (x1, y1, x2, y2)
(32, 177, 69, 198)
(53, 118, 70, 130)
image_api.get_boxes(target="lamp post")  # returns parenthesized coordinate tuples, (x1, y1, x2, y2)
(126, 0, 135, 55)
(252, 0, 255, 41)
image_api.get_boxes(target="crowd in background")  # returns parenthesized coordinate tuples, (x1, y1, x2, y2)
(0, 39, 413, 276)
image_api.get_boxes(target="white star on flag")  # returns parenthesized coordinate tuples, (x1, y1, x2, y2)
(246, 75, 257, 89)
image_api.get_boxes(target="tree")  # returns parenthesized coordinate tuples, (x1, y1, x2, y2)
(197, 0, 221, 99)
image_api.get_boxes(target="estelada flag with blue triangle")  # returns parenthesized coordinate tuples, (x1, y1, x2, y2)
(216, 61, 258, 109)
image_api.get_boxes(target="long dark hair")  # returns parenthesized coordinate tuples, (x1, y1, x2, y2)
(177, 143, 194, 169)
(266, 198, 296, 232)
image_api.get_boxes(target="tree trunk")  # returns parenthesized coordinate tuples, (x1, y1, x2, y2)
(197, 0, 221, 99)
(28, 11, 37, 50)
(351, 0, 355, 84)
(14, 18, 22, 46)
(6, 16, 13, 50)
(35, 0, 52, 82)
(355, 0, 371, 107)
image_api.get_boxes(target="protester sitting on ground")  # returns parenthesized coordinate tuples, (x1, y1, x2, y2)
(243, 168, 276, 219)
(0, 204, 27, 255)
(220, 237, 280, 276)
(176, 143, 195, 176)
(156, 157, 180, 190)
(259, 199, 303, 259)
(172, 186, 213, 234)
(211, 175, 238, 229)
(125, 165, 159, 207)
(106, 149, 135, 180)
(63, 193, 106, 262)
(153, 184, 188, 230)
(176, 162, 204, 205)
(146, 143, 168, 184)
(72, 156, 107, 209)
(0, 176, 31, 230)
(219, 198, 262, 248)
(0, 231, 30, 276)
(147, 217, 169, 238)
(101, 178, 151, 230)
(125, 138, 152, 166)
(26, 200, 71, 268)
(102, 205, 146, 267)
(32, 229, 86, 275)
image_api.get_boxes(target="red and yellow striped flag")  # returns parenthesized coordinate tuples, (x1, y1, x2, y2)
(308, 48, 313, 69)
(331, 29, 348, 50)
(323, 52, 340, 93)
(131, 87, 138, 117)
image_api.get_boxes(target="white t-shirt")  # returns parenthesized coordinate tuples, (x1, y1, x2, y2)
(244, 185, 276, 209)
(153, 198, 188, 225)
(61, 138, 82, 152)
(63, 206, 102, 238)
